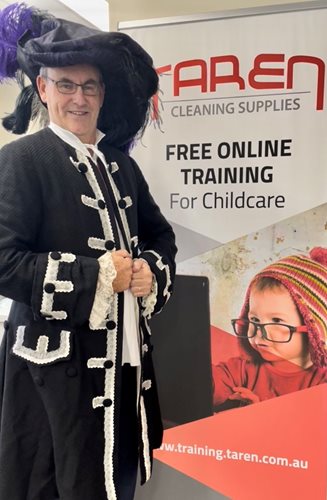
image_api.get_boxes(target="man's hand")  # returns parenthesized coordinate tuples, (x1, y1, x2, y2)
(111, 250, 133, 293)
(130, 259, 153, 297)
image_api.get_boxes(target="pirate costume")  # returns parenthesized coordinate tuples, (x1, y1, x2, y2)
(0, 3, 177, 499)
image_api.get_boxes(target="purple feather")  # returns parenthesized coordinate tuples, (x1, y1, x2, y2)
(0, 2, 42, 81)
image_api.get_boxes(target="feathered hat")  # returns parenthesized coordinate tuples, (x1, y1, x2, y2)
(237, 247, 327, 368)
(0, 2, 159, 149)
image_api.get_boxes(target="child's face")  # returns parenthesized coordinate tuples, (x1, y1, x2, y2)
(248, 285, 311, 368)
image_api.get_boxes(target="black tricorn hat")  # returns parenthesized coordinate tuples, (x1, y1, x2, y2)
(0, 3, 159, 149)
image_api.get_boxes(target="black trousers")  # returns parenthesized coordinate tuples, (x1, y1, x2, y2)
(117, 365, 138, 500)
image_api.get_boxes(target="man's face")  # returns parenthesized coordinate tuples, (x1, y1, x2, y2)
(36, 64, 105, 144)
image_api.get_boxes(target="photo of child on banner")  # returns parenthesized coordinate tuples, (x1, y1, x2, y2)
(212, 247, 327, 412)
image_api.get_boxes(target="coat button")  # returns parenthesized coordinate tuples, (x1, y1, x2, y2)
(34, 376, 44, 387)
(103, 398, 112, 407)
(78, 163, 88, 174)
(44, 283, 55, 293)
(105, 240, 115, 250)
(98, 200, 106, 209)
(118, 199, 127, 209)
(106, 321, 116, 330)
(66, 367, 78, 377)
(50, 251, 61, 260)
(3, 320, 9, 330)
(103, 360, 113, 369)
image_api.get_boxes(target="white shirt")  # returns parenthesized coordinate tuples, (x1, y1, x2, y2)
(49, 122, 140, 366)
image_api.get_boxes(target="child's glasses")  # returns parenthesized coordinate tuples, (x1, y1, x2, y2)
(231, 319, 307, 343)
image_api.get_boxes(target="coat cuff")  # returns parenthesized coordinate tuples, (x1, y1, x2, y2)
(138, 250, 172, 317)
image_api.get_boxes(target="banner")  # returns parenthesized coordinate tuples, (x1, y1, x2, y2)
(121, 4, 327, 499)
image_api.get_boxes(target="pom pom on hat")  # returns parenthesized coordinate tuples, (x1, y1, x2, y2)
(310, 247, 327, 267)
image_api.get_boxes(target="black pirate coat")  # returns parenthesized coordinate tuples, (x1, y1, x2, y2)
(0, 127, 177, 500)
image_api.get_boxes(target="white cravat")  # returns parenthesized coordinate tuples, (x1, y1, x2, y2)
(49, 123, 140, 366)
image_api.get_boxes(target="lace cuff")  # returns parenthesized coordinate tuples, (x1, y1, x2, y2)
(141, 275, 158, 319)
(89, 252, 117, 330)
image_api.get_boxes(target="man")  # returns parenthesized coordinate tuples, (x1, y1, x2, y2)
(0, 3, 177, 500)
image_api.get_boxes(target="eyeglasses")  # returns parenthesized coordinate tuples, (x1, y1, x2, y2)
(46, 77, 102, 96)
(231, 319, 307, 343)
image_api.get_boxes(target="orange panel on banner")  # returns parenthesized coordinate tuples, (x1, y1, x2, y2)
(155, 384, 327, 500)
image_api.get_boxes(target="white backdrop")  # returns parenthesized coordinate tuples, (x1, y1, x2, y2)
(121, 4, 327, 500)
(121, 3, 327, 249)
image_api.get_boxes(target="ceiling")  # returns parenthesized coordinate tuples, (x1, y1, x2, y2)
(0, 0, 109, 30)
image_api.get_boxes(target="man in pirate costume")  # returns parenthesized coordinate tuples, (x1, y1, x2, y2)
(0, 3, 177, 499)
